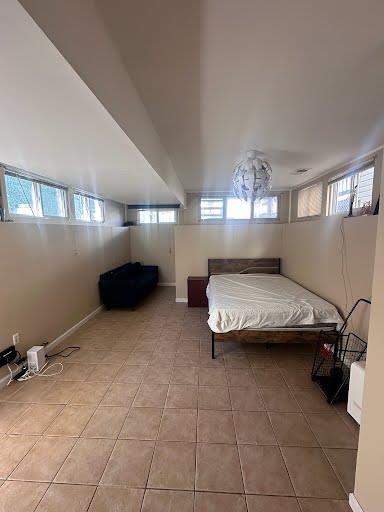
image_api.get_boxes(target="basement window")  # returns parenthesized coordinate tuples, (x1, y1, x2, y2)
(226, 197, 252, 219)
(74, 192, 104, 222)
(4, 171, 68, 218)
(200, 198, 224, 220)
(297, 182, 323, 218)
(327, 164, 374, 216)
(254, 196, 278, 219)
(137, 209, 177, 224)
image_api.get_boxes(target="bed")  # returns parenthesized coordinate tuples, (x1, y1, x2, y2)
(207, 258, 343, 358)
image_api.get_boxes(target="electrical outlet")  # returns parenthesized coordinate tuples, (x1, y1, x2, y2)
(12, 333, 20, 346)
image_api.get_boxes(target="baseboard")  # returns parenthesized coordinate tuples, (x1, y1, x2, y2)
(0, 305, 103, 390)
(45, 305, 103, 354)
(175, 298, 188, 303)
(158, 282, 176, 286)
(349, 493, 364, 512)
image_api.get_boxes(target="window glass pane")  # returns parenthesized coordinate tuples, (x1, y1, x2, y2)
(5, 173, 38, 216)
(74, 193, 90, 221)
(200, 198, 224, 220)
(226, 197, 251, 219)
(327, 166, 374, 215)
(254, 196, 278, 218)
(89, 197, 104, 222)
(41, 183, 67, 217)
(138, 210, 157, 223)
(158, 210, 176, 223)
(298, 183, 322, 218)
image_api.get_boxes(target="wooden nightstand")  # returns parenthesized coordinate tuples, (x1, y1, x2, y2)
(187, 276, 209, 307)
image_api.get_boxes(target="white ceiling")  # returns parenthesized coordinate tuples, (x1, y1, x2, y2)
(0, 0, 178, 205)
(94, 0, 384, 191)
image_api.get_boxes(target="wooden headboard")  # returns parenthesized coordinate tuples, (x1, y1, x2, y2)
(208, 258, 280, 277)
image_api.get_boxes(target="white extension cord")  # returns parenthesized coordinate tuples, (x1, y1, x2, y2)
(16, 361, 64, 382)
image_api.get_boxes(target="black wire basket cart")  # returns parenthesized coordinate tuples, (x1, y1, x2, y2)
(311, 298, 371, 404)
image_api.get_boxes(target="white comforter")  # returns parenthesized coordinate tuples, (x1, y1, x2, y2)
(207, 274, 343, 333)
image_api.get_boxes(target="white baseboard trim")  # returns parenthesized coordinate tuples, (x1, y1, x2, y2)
(45, 305, 103, 354)
(175, 298, 188, 303)
(0, 305, 103, 390)
(158, 282, 176, 286)
(349, 493, 364, 512)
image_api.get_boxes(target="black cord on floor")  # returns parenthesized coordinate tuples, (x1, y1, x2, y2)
(46, 346, 80, 358)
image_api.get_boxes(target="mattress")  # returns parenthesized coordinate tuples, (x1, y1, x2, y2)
(207, 274, 343, 333)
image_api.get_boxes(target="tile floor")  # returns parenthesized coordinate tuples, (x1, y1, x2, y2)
(0, 287, 358, 511)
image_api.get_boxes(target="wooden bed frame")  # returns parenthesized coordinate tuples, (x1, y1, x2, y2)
(208, 258, 335, 358)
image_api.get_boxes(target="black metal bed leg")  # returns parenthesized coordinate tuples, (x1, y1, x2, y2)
(211, 332, 215, 359)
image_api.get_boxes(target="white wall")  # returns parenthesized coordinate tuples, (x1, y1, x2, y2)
(175, 224, 283, 298)
(130, 225, 175, 284)
(282, 215, 377, 340)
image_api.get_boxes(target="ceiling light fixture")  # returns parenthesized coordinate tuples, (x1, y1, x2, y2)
(232, 150, 272, 202)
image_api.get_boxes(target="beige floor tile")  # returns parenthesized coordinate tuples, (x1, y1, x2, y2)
(195, 443, 243, 493)
(229, 387, 265, 411)
(100, 383, 137, 406)
(199, 352, 225, 368)
(10, 436, 76, 482)
(239, 445, 294, 495)
(142, 489, 193, 512)
(0, 403, 31, 433)
(101, 439, 154, 487)
(89, 486, 144, 512)
(9, 404, 64, 435)
(69, 382, 110, 406)
(81, 407, 128, 438)
(226, 368, 255, 387)
(280, 368, 317, 388)
(166, 385, 198, 409)
(143, 365, 172, 384)
(197, 410, 236, 443)
(9, 380, 56, 403)
(133, 384, 168, 407)
(147, 441, 196, 490)
(46, 405, 96, 437)
(253, 368, 287, 387)
(119, 407, 163, 440)
(0, 435, 38, 478)
(260, 387, 300, 412)
(158, 409, 197, 442)
(55, 363, 94, 381)
(198, 386, 231, 410)
(281, 447, 346, 499)
(292, 388, 336, 413)
(268, 412, 319, 447)
(224, 355, 251, 368)
(35, 483, 95, 511)
(246, 495, 300, 512)
(0, 381, 25, 401)
(37, 382, 79, 404)
(174, 352, 200, 367)
(86, 364, 121, 382)
(199, 367, 227, 386)
(195, 492, 247, 512)
(305, 414, 359, 449)
(233, 411, 277, 445)
(171, 366, 199, 385)
(324, 448, 357, 493)
(114, 364, 146, 383)
(298, 498, 351, 512)
(0, 480, 49, 512)
(55, 438, 114, 485)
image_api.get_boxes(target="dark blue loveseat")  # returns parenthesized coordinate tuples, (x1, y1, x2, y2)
(99, 262, 158, 309)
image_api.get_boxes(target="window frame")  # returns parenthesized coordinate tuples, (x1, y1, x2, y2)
(297, 182, 323, 219)
(73, 191, 105, 224)
(0, 164, 105, 225)
(199, 194, 280, 222)
(326, 162, 375, 217)
(137, 208, 178, 225)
